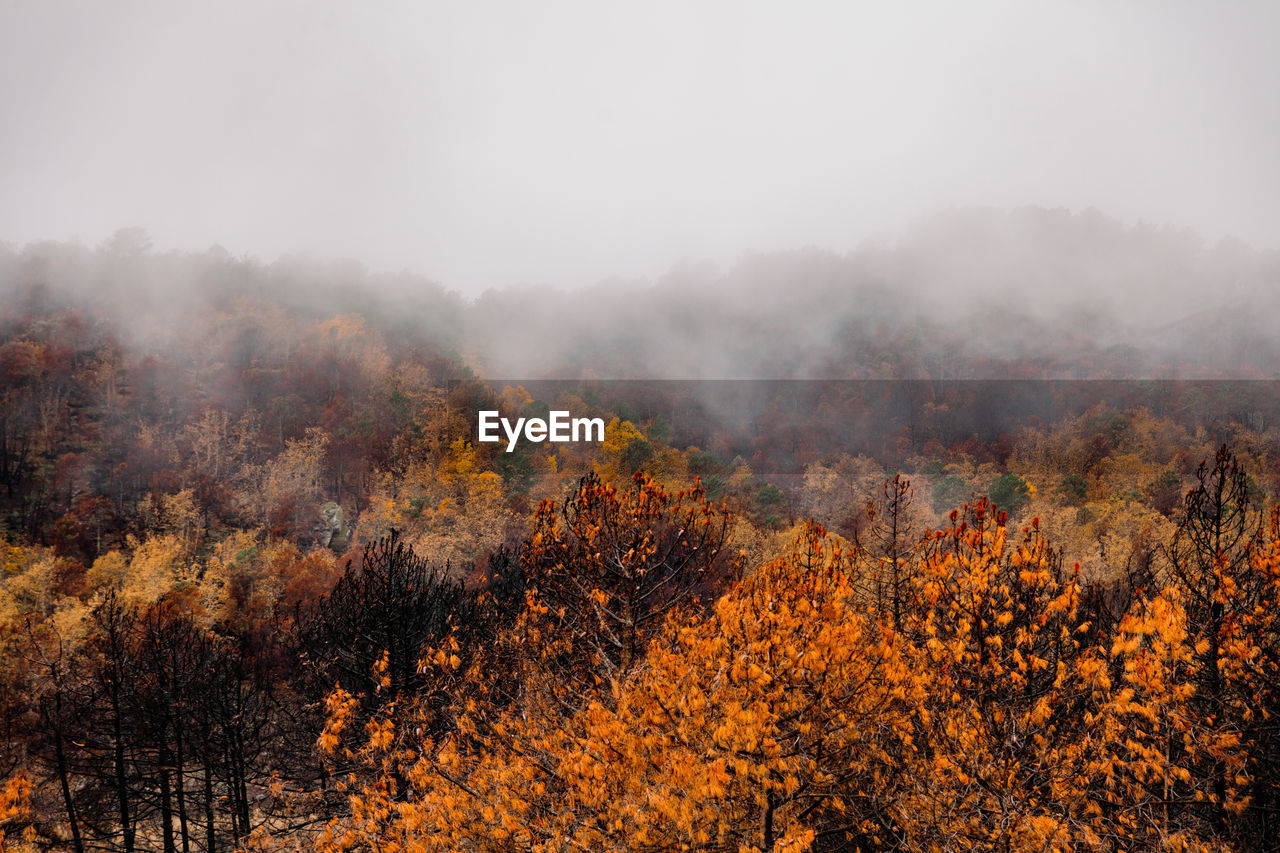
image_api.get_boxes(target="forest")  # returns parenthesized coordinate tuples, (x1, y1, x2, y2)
(3, 209, 1280, 851)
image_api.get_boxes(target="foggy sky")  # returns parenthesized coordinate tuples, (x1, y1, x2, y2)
(2, 1, 1277, 294)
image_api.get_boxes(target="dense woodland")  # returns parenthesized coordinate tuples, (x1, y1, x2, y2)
(3, 210, 1280, 851)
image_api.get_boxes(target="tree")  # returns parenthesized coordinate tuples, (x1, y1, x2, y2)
(1156, 445, 1280, 847)
(309, 522, 921, 853)
(520, 472, 736, 686)
(30, 591, 281, 852)
(861, 474, 921, 632)
(293, 532, 476, 737)
(895, 501, 1106, 850)
(988, 472, 1031, 516)
(544, 522, 923, 851)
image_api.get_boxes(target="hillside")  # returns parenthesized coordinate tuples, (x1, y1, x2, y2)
(2, 212, 1280, 851)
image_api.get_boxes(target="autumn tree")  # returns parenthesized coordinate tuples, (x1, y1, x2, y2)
(548, 522, 924, 852)
(860, 474, 922, 632)
(1152, 445, 1280, 847)
(307, 522, 922, 853)
(26, 620, 86, 853)
(29, 592, 281, 852)
(292, 530, 479, 758)
(520, 472, 736, 688)
(1089, 586, 1236, 850)
(78, 592, 140, 852)
(893, 501, 1110, 850)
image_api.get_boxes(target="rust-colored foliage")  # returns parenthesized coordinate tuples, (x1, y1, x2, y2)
(519, 471, 737, 685)
(303, 469, 1280, 853)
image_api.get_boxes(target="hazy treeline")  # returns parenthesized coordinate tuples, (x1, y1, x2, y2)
(4, 206, 1279, 384)
(467, 207, 1280, 379)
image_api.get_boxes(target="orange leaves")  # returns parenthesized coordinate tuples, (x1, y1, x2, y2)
(318, 687, 358, 755)
(298, 470, 1280, 853)
(0, 773, 30, 849)
(364, 717, 396, 753)
(520, 472, 735, 683)
(888, 500, 1130, 850)
(308, 519, 920, 851)
(535, 523, 923, 850)
(426, 636, 462, 673)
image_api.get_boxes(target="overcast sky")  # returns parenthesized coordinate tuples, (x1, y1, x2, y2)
(1, 1, 1277, 293)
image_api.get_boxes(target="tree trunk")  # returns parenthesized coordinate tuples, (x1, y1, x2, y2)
(203, 758, 217, 853)
(48, 698, 85, 853)
(159, 754, 176, 853)
(174, 722, 191, 853)
(110, 684, 135, 852)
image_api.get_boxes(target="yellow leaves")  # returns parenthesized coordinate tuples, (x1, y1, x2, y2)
(317, 313, 367, 341)
(116, 533, 186, 604)
(500, 384, 533, 413)
(597, 417, 648, 480)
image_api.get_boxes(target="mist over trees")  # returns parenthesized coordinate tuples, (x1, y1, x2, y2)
(3, 207, 1280, 851)
(3, 207, 1278, 387)
(3, 0, 1277, 844)
(466, 207, 1280, 379)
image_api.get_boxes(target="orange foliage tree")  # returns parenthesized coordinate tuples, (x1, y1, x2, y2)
(291, 464, 1280, 853)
